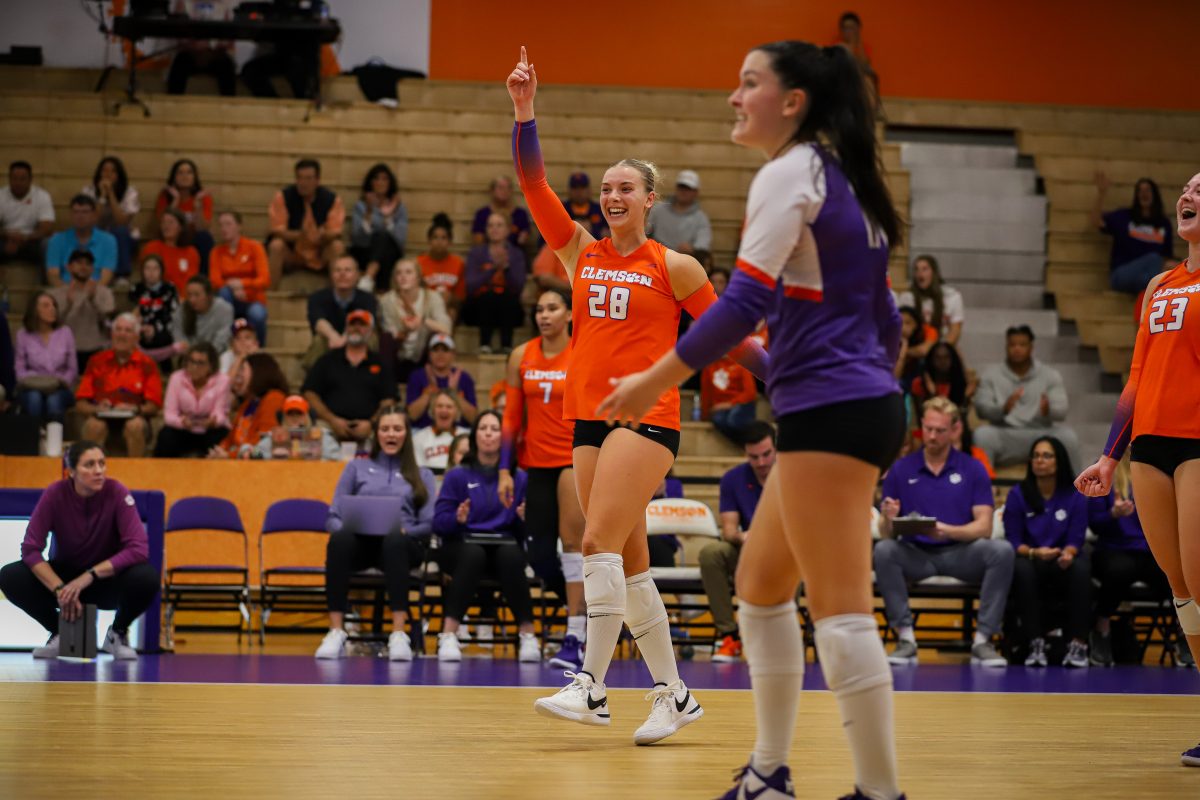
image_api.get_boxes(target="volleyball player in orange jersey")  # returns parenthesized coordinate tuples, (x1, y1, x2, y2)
(497, 287, 587, 671)
(506, 48, 767, 745)
(1077, 171, 1200, 767)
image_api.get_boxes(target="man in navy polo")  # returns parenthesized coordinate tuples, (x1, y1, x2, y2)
(698, 420, 776, 662)
(875, 397, 1013, 667)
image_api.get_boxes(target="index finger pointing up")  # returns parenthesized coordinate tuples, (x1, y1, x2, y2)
(520, 45, 528, 66)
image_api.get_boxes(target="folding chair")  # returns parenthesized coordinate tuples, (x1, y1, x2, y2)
(163, 496, 251, 648)
(258, 498, 330, 644)
(646, 498, 721, 647)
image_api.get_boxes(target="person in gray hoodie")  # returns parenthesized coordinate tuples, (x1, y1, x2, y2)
(171, 275, 233, 355)
(974, 325, 1080, 468)
(647, 169, 713, 267)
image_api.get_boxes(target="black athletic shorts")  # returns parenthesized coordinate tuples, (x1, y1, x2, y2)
(776, 393, 905, 471)
(572, 419, 680, 458)
(1130, 435, 1200, 478)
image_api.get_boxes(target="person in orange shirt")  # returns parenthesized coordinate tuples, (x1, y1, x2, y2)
(76, 313, 163, 458)
(498, 287, 586, 671)
(700, 352, 759, 442)
(1077, 172, 1200, 768)
(266, 158, 345, 288)
(154, 158, 214, 269)
(416, 212, 465, 322)
(210, 210, 270, 345)
(140, 209, 199, 295)
(210, 352, 288, 459)
(508, 48, 766, 742)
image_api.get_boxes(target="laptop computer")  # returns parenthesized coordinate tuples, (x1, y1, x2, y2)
(59, 604, 98, 658)
(337, 495, 406, 537)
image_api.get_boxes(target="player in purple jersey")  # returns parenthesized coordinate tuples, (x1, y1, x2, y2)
(599, 41, 906, 800)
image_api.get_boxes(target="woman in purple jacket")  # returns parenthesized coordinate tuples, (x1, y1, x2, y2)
(461, 213, 526, 354)
(15, 290, 77, 422)
(315, 405, 437, 663)
(1003, 436, 1091, 669)
(0, 440, 158, 660)
(433, 409, 539, 663)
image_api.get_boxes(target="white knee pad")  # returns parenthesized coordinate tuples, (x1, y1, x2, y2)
(583, 554, 625, 617)
(560, 551, 584, 583)
(815, 614, 892, 697)
(1175, 597, 1200, 636)
(624, 571, 668, 637)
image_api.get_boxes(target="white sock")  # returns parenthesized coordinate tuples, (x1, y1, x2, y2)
(973, 631, 988, 647)
(816, 614, 900, 800)
(897, 626, 916, 644)
(580, 553, 626, 686)
(624, 571, 679, 687)
(566, 615, 586, 642)
(740, 600, 805, 775)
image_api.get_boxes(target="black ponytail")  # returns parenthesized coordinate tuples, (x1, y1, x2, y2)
(754, 40, 902, 247)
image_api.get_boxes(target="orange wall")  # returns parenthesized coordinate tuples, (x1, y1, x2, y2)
(430, 0, 1198, 111)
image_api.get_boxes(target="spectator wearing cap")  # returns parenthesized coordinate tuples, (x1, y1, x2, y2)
(412, 388, 469, 469)
(874, 397, 1011, 668)
(470, 175, 531, 249)
(219, 318, 260, 376)
(266, 158, 346, 288)
(0, 160, 55, 266)
(45, 194, 118, 288)
(209, 210, 270, 345)
(255, 394, 341, 460)
(129, 254, 179, 370)
(171, 275, 234, 356)
(698, 421, 776, 663)
(48, 249, 116, 376)
(302, 309, 397, 444)
(139, 209, 200, 296)
(647, 169, 713, 267)
(305, 254, 378, 368)
(77, 313, 163, 458)
(154, 341, 231, 458)
(974, 324, 1080, 469)
(463, 212, 526, 354)
(405, 333, 478, 428)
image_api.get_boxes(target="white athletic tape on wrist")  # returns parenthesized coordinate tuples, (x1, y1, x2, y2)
(560, 551, 584, 583)
(582, 553, 625, 617)
(815, 613, 893, 696)
(1175, 597, 1200, 636)
(624, 571, 668, 637)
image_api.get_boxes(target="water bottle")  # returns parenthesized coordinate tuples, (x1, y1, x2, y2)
(195, 1, 215, 20)
(691, 396, 701, 422)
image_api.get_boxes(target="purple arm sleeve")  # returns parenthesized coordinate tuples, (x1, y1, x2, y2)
(675, 270, 773, 373)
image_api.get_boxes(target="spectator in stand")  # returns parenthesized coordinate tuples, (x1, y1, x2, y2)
(698, 421, 776, 663)
(0, 160, 55, 267)
(895, 305, 936, 385)
(303, 310, 397, 444)
(910, 341, 976, 409)
(218, 318, 259, 376)
(875, 397, 1012, 667)
(563, 171, 607, 239)
(896, 254, 963, 348)
(171, 276, 234, 356)
(82, 156, 139, 277)
(418, 213, 466, 321)
(471, 176, 530, 249)
(305, 255, 378, 367)
(379, 259, 452, 382)
(406, 334, 478, 428)
(154, 342, 230, 458)
(954, 415, 995, 479)
(45, 195, 117, 288)
(154, 158, 214, 269)
(267, 158, 346, 287)
(412, 389, 470, 469)
(254, 394, 340, 460)
(140, 209, 200, 295)
(211, 352, 287, 459)
(835, 11, 879, 105)
(0, 440, 158, 660)
(130, 255, 179, 370)
(463, 212, 527, 354)
(974, 324, 1079, 469)
(1087, 455, 1193, 668)
(49, 250, 115, 375)
(76, 314, 163, 458)
(209, 210, 270, 346)
(448, 432, 471, 467)
(647, 169, 713, 267)
(15, 291, 76, 423)
(700, 335, 761, 443)
(709, 266, 730, 296)
(1003, 436, 1091, 668)
(1093, 172, 1175, 295)
(165, 1, 236, 96)
(432, 410, 540, 663)
(350, 163, 408, 293)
